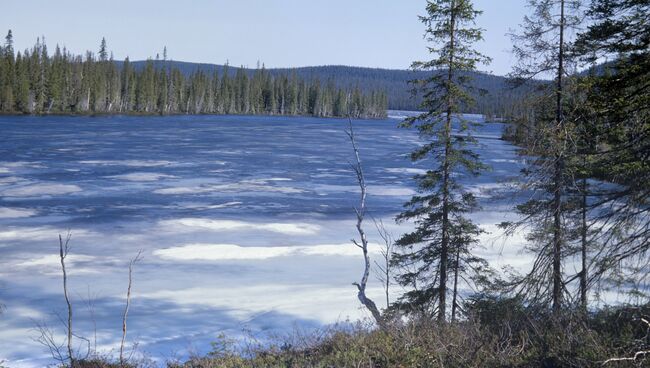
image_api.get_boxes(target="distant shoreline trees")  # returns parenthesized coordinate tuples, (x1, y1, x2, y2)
(0, 32, 388, 118)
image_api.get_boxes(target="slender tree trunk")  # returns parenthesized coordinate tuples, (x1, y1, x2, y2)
(120, 251, 141, 367)
(59, 234, 74, 367)
(580, 174, 588, 311)
(439, 0, 457, 323)
(552, 0, 566, 314)
(451, 247, 460, 322)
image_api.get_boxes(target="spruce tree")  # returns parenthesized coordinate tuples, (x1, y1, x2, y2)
(391, 0, 491, 322)
(1, 30, 15, 112)
(572, 0, 650, 301)
(99, 37, 108, 62)
(504, 0, 584, 313)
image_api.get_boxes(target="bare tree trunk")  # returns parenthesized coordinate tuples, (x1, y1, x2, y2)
(552, 0, 566, 314)
(347, 119, 384, 328)
(59, 233, 74, 367)
(120, 251, 142, 367)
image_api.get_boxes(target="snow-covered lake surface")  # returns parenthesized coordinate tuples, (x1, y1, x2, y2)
(0, 113, 527, 367)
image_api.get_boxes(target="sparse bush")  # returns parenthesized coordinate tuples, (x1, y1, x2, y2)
(166, 301, 650, 367)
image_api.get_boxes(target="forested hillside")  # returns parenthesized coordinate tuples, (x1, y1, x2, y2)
(0, 33, 387, 118)
(0, 30, 536, 119)
(126, 61, 533, 118)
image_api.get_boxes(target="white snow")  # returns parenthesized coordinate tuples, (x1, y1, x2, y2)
(2, 183, 82, 197)
(153, 242, 381, 261)
(0, 208, 37, 218)
(157, 218, 321, 235)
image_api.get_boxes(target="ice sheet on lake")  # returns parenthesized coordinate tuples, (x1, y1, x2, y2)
(154, 178, 302, 195)
(0, 113, 531, 367)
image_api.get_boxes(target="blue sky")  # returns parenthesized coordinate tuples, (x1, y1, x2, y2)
(1, 0, 528, 76)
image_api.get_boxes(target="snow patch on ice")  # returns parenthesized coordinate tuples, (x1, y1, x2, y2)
(153, 242, 380, 261)
(16, 254, 95, 268)
(2, 183, 82, 197)
(172, 201, 242, 210)
(0, 208, 37, 218)
(157, 218, 320, 235)
(368, 186, 415, 196)
(79, 160, 173, 167)
(0, 227, 93, 242)
(108, 172, 177, 182)
(14, 254, 100, 275)
(140, 284, 386, 324)
(385, 168, 427, 175)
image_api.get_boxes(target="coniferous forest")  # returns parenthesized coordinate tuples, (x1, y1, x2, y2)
(0, 33, 388, 118)
(1, 0, 650, 367)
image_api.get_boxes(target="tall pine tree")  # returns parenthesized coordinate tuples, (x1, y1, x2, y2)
(392, 0, 491, 322)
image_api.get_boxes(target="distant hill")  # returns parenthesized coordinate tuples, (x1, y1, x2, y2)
(121, 60, 531, 117)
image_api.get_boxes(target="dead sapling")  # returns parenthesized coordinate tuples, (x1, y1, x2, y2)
(59, 232, 75, 367)
(346, 118, 385, 328)
(120, 250, 143, 367)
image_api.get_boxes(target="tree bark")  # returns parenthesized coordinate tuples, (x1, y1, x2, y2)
(451, 247, 460, 322)
(552, 0, 566, 314)
(580, 175, 588, 311)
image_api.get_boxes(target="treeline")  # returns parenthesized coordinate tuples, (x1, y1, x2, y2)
(263, 66, 530, 117)
(0, 33, 388, 118)
(120, 61, 532, 118)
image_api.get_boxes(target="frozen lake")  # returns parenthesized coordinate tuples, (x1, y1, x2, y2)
(0, 113, 527, 366)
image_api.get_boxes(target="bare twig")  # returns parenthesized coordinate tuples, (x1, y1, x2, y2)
(59, 232, 74, 366)
(373, 218, 394, 308)
(33, 321, 67, 365)
(120, 250, 143, 367)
